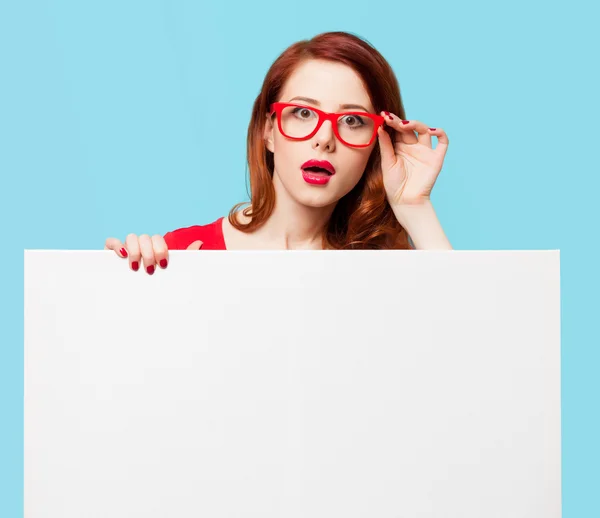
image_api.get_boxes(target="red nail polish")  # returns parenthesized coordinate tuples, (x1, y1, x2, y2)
(159, 259, 168, 268)
(147, 265, 155, 275)
(132, 261, 139, 271)
(120, 248, 128, 257)
(402, 120, 410, 125)
(429, 127, 436, 131)
(384, 111, 390, 116)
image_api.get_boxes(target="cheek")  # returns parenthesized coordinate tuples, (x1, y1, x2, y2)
(340, 150, 373, 181)
(272, 137, 307, 173)
(272, 143, 290, 175)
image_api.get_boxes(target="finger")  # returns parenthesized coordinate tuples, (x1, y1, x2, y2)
(104, 237, 128, 258)
(408, 120, 433, 147)
(125, 234, 141, 272)
(429, 127, 449, 158)
(376, 125, 397, 173)
(138, 234, 156, 275)
(186, 240, 204, 250)
(383, 112, 427, 146)
(151, 234, 169, 269)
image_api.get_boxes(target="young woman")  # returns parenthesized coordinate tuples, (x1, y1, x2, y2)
(105, 31, 452, 275)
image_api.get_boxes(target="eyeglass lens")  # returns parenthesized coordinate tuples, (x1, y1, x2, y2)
(279, 105, 376, 145)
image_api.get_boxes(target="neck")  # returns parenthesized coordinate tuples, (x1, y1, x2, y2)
(254, 173, 336, 250)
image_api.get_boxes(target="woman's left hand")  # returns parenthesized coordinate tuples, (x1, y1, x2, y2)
(377, 112, 449, 206)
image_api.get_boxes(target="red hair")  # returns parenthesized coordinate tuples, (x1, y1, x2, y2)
(228, 31, 413, 250)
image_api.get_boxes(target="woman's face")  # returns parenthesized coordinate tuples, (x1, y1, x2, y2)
(264, 59, 378, 209)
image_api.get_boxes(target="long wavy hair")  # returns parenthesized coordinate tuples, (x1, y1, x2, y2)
(228, 31, 413, 250)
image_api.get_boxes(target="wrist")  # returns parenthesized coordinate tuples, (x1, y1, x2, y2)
(391, 198, 434, 228)
(390, 200, 453, 250)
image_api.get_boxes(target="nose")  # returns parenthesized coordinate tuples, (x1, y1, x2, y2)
(312, 119, 336, 151)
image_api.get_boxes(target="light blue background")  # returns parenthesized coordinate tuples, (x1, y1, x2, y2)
(1, 0, 598, 516)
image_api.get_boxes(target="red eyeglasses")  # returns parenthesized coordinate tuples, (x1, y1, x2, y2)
(269, 102, 385, 148)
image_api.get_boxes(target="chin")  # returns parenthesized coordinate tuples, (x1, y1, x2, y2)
(294, 190, 343, 209)
(302, 199, 337, 209)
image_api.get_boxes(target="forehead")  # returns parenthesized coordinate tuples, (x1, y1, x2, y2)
(280, 59, 373, 112)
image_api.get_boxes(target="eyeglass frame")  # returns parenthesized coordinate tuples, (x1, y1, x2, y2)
(269, 102, 385, 149)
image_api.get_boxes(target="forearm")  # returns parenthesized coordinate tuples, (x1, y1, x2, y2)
(391, 200, 453, 250)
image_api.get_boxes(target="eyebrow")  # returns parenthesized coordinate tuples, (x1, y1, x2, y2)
(288, 96, 371, 113)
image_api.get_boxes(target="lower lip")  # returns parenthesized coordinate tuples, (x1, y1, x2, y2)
(302, 169, 333, 185)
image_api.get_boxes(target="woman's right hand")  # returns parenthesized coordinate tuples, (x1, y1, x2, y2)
(104, 234, 203, 275)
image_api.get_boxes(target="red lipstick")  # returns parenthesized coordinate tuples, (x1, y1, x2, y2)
(301, 159, 336, 185)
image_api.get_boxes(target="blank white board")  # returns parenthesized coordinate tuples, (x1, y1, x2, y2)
(24, 250, 561, 518)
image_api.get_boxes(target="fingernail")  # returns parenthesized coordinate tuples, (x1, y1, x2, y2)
(384, 111, 390, 116)
(429, 127, 436, 131)
(132, 261, 139, 271)
(159, 259, 168, 268)
(401, 120, 410, 125)
(120, 248, 128, 257)
(147, 265, 155, 275)
(387, 115, 393, 120)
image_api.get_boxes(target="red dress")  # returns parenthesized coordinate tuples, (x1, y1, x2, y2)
(164, 216, 414, 250)
(163, 217, 227, 250)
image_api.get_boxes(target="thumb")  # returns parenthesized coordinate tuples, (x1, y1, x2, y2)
(186, 240, 203, 250)
(377, 125, 396, 173)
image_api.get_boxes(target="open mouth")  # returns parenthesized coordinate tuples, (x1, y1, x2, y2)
(301, 160, 335, 184)
(301, 168, 333, 185)
(302, 166, 333, 176)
